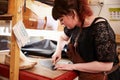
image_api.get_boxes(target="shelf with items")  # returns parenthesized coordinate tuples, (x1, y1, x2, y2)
(0, 14, 12, 55)
(0, 14, 12, 36)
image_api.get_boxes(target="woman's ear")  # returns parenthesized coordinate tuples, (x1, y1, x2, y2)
(69, 10, 77, 19)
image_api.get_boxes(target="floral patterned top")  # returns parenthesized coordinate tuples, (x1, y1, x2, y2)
(64, 17, 119, 65)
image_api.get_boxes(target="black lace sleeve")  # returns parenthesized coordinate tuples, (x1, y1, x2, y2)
(94, 21, 116, 62)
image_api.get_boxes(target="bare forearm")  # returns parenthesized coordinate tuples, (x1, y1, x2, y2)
(55, 38, 66, 53)
(55, 33, 69, 54)
(73, 61, 113, 73)
(52, 33, 69, 64)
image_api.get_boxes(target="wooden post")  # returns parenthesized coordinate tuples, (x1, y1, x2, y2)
(8, 0, 24, 80)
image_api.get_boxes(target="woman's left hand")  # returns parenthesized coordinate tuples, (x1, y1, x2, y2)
(54, 63, 74, 71)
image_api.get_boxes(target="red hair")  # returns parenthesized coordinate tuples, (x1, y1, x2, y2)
(52, 0, 93, 23)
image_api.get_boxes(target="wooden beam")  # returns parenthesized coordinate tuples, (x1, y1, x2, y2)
(8, 0, 24, 80)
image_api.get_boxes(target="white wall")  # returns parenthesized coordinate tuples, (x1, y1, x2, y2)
(90, 0, 120, 34)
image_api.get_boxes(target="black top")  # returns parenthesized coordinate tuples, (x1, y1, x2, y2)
(64, 18, 119, 65)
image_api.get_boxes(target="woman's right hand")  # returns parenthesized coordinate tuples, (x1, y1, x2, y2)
(51, 32, 69, 65)
(51, 52, 61, 65)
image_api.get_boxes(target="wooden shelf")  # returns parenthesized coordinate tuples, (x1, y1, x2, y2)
(0, 14, 12, 20)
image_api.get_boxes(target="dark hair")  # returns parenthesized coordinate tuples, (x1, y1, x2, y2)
(52, 0, 93, 23)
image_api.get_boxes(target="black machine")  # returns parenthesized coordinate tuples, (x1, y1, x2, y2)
(21, 39, 68, 58)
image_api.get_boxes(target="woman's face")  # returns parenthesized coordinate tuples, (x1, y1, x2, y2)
(59, 14, 78, 29)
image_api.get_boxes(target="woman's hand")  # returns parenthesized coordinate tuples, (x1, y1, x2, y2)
(54, 63, 74, 71)
(52, 52, 61, 65)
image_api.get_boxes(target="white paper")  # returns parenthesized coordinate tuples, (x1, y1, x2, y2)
(13, 20, 30, 48)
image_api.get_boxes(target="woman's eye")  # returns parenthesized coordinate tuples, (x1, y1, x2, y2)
(59, 18, 63, 22)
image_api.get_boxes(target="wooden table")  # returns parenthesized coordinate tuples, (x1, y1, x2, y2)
(0, 57, 78, 80)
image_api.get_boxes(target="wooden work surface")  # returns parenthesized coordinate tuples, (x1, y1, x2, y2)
(0, 56, 78, 80)
(27, 59, 66, 78)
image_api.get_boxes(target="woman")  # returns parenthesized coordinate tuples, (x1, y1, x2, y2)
(51, 0, 119, 80)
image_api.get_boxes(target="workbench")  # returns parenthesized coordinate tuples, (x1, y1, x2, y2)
(0, 57, 78, 80)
